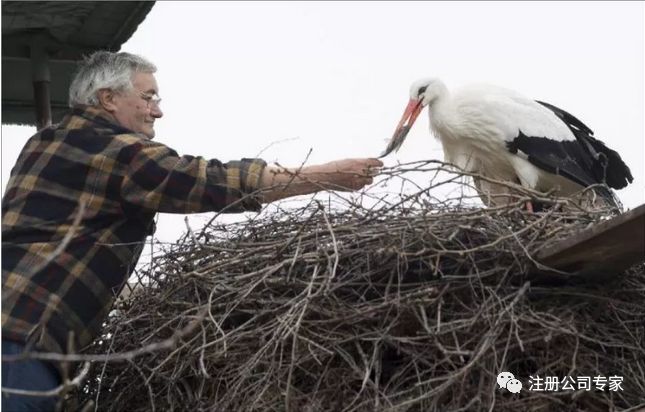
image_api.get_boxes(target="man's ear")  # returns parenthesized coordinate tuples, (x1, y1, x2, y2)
(97, 88, 118, 112)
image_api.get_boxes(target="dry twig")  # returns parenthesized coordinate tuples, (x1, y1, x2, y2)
(59, 162, 643, 411)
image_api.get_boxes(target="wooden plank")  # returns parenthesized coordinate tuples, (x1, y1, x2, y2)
(533, 203, 645, 281)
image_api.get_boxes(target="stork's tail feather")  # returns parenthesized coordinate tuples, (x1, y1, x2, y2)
(579, 134, 634, 189)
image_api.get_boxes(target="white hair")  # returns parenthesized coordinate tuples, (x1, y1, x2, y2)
(68, 51, 157, 107)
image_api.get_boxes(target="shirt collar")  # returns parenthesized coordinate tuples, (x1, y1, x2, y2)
(58, 105, 132, 134)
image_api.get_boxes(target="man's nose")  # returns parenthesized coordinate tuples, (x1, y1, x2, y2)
(151, 106, 163, 118)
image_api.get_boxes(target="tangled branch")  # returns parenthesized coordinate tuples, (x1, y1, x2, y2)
(61, 162, 644, 411)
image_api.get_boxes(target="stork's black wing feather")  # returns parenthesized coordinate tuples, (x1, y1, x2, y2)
(506, 132, 599, 189)
(506, 131, 618, 205)
(508, 101, 633, 191)
(536, 101, 633, 189)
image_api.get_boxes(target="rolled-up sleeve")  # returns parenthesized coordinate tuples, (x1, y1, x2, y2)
(117, 137, 266, 213)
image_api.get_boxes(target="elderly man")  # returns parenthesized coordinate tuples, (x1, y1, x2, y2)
(1, 51, 381, 411)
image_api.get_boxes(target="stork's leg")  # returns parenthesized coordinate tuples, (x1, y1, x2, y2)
(511, 176, 535, 213)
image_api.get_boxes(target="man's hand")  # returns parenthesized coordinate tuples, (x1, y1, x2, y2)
(259, 158, 383, 203)
(304, 158, 383, 191)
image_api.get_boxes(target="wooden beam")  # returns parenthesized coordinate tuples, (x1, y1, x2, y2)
(30, 40, 52, 129)
(533, 204, 645, 281)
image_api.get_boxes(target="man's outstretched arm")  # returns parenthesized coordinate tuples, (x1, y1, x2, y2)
(259, 158, 383, 203)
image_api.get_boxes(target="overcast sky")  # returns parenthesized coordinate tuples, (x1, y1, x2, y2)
(2, 1, 644, 245)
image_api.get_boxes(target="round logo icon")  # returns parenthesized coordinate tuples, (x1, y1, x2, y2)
(497, 372, 522, 393)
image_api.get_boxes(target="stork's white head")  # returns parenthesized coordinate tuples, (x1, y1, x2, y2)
(380, 77, 448, 157)
(409, 77, 448, 108)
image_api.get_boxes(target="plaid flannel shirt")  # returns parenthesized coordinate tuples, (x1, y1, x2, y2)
(2, 105, 266, 359)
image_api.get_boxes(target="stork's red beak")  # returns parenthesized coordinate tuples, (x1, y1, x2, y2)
(380, 98, 424, 157)
(395, 98, 424, 135)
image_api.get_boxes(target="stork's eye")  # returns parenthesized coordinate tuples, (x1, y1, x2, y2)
(417, 86, 428, 96)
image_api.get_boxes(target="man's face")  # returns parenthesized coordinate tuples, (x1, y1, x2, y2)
(110, 72, 163, 139)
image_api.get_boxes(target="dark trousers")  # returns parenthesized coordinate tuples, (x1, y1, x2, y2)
(2, 339, 61, 412)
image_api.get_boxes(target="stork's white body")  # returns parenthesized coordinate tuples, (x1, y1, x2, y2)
(429, 84, 583, 203)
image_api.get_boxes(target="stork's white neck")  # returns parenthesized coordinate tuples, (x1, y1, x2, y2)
(427, 89, 454, 137)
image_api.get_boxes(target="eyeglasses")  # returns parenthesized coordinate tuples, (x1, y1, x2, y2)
(139, 91, 162, 109)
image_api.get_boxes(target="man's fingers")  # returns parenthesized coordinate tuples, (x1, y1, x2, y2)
(365, 166, 381, 177)
(362, 158, 383, 176)
(366, 158, 384, 168)
(355, 176, 374, 189)
(347, 158, 382, 177)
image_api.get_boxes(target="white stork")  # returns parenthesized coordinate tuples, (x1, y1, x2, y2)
(381, 78, 633, 210)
